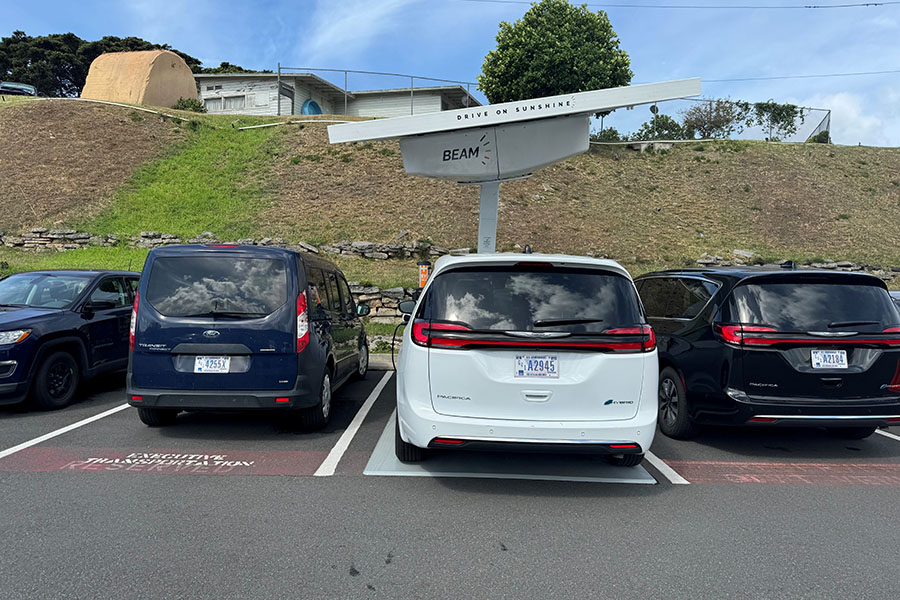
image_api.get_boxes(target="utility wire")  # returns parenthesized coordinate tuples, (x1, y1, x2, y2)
(457, 0, 900, 8)
(706, 68, 900, 82)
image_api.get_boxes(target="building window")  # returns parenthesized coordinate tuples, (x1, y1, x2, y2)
(223, 95, 245, 110)
(205, 85, 223, 91)
(204, 97, 222, 112)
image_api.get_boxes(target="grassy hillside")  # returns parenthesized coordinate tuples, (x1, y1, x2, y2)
(1, 99, 899, 288)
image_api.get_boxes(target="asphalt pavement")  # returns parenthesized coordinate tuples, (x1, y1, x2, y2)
(2, 369, 900, 599)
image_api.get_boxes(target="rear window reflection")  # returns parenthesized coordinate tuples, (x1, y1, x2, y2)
(146, 257, 288, 317)
(427, 267, 641, 332)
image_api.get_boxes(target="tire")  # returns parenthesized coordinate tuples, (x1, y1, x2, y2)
(395, 415, 426, 463)
(354, 343, 368, 380)
(299, 371, 332, 429)
(606, 453, 644, 467)
(658, 366, 696, 439)
(828, 426, 877, 440)
(30, 350, 80, 410)
(137, 407, 179, 427)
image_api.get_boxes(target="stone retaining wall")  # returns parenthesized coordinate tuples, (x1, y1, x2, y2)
(697, 251, 899, 281)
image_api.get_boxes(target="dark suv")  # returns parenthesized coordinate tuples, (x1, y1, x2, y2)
(892, 291, 900, 311)
(0, 270, 140, 409)
(635, 267, 900, 440)
(127, 245, 370, 427)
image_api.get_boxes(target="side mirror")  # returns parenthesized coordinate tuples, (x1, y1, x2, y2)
(398, 300, 416, 315)
(84, 300, 117, 312)
(357, 304, 371, 316)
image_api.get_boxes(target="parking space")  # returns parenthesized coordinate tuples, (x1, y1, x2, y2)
(6, 370, 900, 598)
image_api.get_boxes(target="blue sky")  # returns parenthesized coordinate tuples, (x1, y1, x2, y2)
(5, 0, 900, 145)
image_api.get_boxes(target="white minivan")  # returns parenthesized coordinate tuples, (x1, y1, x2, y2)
(395, 253, 658, 466)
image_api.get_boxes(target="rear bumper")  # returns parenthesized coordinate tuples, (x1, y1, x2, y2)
(126, 373, 320, 411)
(702, 388, 900, 427)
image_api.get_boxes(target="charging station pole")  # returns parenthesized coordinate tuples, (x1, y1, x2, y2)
(477, 182, 500, 253)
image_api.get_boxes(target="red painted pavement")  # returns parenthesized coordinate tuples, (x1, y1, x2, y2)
(0, 447, 330, 477)
(665, 460, 900, 485)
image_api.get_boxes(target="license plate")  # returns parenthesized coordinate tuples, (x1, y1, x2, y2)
(811, 350, 848, 370)
(194, 356, 231, 373)
(515, 355, 559, 378)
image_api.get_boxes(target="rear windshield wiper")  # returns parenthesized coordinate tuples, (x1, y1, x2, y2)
(828, 320, 879, 328)
(533, 318, 604, 328)
(181, 311, 267, 319)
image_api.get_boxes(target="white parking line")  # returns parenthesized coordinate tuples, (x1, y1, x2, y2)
(0, 403, 131, 460)
(875, 429, 900, 443)
(644, 451, 691, 485)
(314, 371, 393, 477)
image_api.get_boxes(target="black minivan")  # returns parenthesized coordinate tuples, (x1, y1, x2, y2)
(635, 267, 900, 440)
(127, 245, 370, 427)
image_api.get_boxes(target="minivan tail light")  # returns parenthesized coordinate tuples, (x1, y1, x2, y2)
(714, 324, 777, 346)
(412, 320, 654, 352)
(129, 290, 139, 351)
(297, 290, 309, 353)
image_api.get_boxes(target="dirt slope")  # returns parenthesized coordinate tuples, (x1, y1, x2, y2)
(0, 100, 179, 233)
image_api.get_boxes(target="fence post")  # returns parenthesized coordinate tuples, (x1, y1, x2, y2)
(277, 63, 281, 116)
(344, 70, 348, 115)
(410, 76, 414, 115)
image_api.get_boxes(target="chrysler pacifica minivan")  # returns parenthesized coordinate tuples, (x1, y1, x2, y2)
(395, 254, 658, 466)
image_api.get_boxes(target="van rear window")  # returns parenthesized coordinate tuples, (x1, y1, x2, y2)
(146, 257, 288, 318)
(728, 278, 900, 332)
(424, 266, 642, 332)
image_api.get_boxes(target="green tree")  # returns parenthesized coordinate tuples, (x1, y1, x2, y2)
(751, 100, 805, 141)
(0, 30, 202, 97)
(200, 61, 271, 74)
(630, 114, 688, 141)
(680, 98, 750, 139)
(591, 127, 624, 142)
(477, 0, 632, 103)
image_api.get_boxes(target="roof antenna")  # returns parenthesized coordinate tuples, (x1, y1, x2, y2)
(781, 260, 797, 270)
(523, 244, 533, 254)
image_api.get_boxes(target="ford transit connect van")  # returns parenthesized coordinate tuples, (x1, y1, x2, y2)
(127, 245, 369, 427)
(395, 254, 657, 466)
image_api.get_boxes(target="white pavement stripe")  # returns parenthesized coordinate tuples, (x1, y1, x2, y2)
(875, 429, 900, 443)
(314, 371, 393, 477)
(0, 403, 131, 460)
(644, 451, 690, 485)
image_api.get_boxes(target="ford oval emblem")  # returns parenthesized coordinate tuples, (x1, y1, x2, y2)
(203, 330, 220, 338)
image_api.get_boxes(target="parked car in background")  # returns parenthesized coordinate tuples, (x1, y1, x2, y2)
(892, 291, 900, 311)
(395, 253, 657, 466)
(635, 267, 900, 440)
(127, 245, 370, 427)
(0, 81, 38, 96)
(0, 270, 140, 409)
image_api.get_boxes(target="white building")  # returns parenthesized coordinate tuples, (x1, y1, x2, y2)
(195, 73, 480, 117)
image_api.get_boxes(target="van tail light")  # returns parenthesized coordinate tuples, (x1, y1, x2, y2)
(129, 290, 138, 351)
(717, 324, 900, 347)
(297, 290, 309, 353)
(714, 324, 777, 346)
(412, 320, 655, 353)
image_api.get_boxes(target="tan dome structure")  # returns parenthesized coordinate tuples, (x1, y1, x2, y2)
(81, 50, 198, 108)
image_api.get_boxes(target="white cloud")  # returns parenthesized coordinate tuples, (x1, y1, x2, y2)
(299, 0, 421, 66)
(798, 91, 899, 147)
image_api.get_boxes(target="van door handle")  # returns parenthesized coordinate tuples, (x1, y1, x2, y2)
(522, 391, 552, 403)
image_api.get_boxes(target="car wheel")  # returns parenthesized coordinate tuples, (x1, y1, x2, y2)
(354, 343, 368, 380)
(300, 371, 332, 429)
(658, 366, 696, 439)
(606, 453, 644, 467)
(395, 415, 426, 462)
(137, 407, 179, 427)
(828, 426, 877, 440)
(30, 351, 80, 410)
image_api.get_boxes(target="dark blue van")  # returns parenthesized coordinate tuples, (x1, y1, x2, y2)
(127, 245, 370, 427)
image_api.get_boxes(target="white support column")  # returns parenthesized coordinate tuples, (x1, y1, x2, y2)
(477, 181, 500, 253)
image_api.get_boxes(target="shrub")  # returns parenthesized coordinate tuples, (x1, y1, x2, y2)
(172, 97, 207, 113)
(807, 130, 831, 144)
